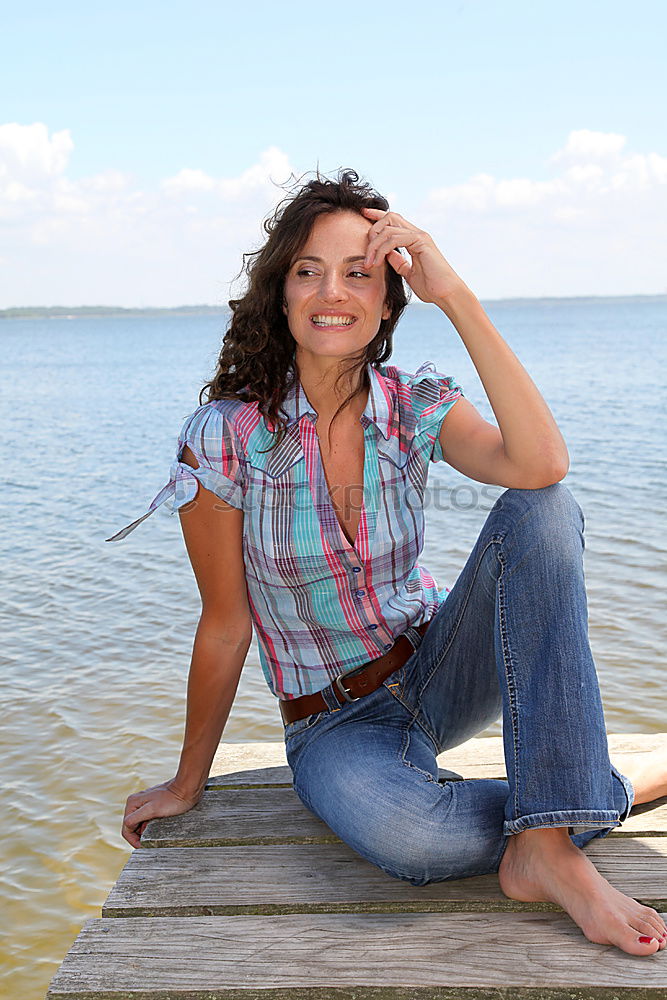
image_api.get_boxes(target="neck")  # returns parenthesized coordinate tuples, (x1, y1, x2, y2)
(296, 355, 368, 422)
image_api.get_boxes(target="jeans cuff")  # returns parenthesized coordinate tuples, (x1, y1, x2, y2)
(504, 809, 621, 836)
(611, 761, 635, 822)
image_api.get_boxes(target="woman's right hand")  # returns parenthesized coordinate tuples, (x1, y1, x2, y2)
(121, 778, 203, 848)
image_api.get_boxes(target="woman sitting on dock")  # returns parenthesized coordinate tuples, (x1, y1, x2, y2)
(110, 168, 667, 956)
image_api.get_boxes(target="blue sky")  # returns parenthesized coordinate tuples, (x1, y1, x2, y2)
(1, 0, 666, 305)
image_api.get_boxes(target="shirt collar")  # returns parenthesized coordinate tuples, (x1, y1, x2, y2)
(279, 364, 392, 440)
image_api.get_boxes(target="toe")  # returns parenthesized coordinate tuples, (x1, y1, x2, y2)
(633, 915, 662, 935)
(632, 936, 661, 956)
(637, 908, 667, 940)
(630, 918, 663, 943)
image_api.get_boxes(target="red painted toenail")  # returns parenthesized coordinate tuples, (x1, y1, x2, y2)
(639, 936, 654, 944)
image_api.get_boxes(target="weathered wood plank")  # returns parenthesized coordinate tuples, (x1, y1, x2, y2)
(141, 786, 667, 848)
(208, 734, 666, 787)
(103, 837, 667, 917)
(45, 912, 667, 998)
(141, 787, 336, 847)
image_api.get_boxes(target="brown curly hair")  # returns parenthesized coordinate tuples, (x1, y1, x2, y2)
(199, 168, 410, 448)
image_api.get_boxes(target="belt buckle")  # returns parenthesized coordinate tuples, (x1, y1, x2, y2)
(334, 672, 361, 704)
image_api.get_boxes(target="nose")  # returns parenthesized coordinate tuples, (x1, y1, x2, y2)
(319, 269, 347, 303)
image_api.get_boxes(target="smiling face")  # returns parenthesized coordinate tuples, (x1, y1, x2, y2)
(282, 210, 391, 372)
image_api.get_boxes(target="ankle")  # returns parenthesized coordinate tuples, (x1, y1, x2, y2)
(512, 826, 573, 849)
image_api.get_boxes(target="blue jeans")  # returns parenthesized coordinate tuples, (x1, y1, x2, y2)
(283, 484, 634, 886)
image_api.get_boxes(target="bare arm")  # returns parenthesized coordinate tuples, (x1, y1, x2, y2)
(361, 207, 570, 490)
(122, 444, 251, 847)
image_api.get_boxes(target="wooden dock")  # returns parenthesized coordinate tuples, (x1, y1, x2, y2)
(47, 734, 667, 998)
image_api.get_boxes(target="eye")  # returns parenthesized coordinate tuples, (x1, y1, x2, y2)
(349, 270, 370, 279)
(296, 267, 317, 277)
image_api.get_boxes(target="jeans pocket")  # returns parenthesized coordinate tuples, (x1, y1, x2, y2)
(283, 711, 326, 742)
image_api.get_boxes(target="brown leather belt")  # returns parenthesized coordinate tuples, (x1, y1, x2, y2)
(279, 620, 431, 725)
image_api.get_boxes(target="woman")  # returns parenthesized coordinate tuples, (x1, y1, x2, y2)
(109, 169, 667, 955)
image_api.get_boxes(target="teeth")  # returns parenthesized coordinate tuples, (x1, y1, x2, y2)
(311, 315, 355, 327)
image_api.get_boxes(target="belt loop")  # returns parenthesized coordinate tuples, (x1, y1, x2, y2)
(403, 625, 423, 652)
(321, 684, 344, 713)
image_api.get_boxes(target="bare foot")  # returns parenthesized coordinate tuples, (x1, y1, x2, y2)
(498, 826, 667, 955)
(613, 739, 667, 806)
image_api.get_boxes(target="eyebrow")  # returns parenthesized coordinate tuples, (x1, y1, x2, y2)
(292, 255, 367, 265)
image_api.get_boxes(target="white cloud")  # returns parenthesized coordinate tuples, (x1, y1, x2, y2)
(162, 168, 216, 195)
(0, 122, 73, 180)
(552, 128, 626, 162)
(432, 173, 567, 213)
(0, 124, 297, 306)
(0, 124, 665, 304)
(419, 129, 667, 297)
(160, 148, 293, 214)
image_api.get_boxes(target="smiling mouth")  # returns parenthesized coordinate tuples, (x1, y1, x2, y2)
(310, 314, 357, 328)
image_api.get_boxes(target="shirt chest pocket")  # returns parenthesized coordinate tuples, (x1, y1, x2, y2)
(377, 434, 430, 504)
(245, 437, 307, 523)
(243, 438, 333, 588)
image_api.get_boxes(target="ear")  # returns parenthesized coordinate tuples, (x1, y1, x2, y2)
(282, 297, 288, 315)
(381, 300, 391, 322)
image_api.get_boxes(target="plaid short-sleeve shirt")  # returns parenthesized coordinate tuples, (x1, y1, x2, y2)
(106, 361, 464, 699)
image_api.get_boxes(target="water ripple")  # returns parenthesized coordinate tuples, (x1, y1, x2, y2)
(2, 303, 666, 997)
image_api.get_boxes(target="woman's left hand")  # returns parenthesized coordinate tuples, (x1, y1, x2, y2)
(361, 207, 468, 306)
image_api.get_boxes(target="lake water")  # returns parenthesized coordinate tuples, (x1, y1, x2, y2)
(2, 298, 666, 997)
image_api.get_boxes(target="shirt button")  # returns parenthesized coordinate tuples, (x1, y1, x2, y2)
(355, 589, 366, 598)
(368, 624, 378, 630)
(383, 642, 393, 650)
(352, 567, 361, 573)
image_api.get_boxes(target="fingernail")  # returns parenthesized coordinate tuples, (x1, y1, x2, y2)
(639, 936, 655, 943)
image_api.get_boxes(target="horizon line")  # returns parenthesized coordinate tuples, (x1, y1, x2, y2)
(2, 291, 667, 317)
